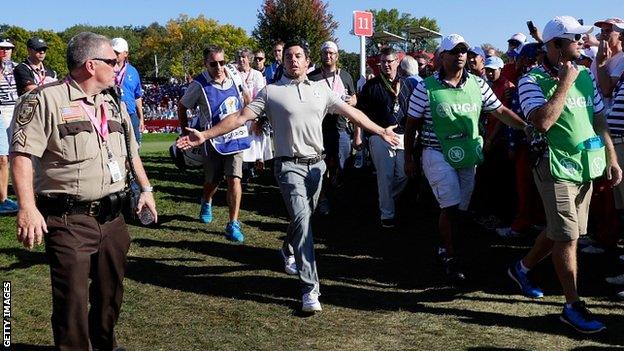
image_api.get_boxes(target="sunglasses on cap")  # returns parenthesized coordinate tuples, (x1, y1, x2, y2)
(208, 60, 226, 68)
(446, 46, 468, 55)
(559, 33, 583, 42)
(254, 57, 265, 61)
(92, 58, 117, 67)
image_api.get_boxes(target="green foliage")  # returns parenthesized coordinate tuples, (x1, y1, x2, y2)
(337, 50, 360, 83)
(1, 26, 67, 77)
(137, 14, 256, 78)
(367, 9, 440, 54)
(253, 0, 338, 64)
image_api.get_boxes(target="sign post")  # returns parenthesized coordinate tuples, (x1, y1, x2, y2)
(353, 10, 373, 91)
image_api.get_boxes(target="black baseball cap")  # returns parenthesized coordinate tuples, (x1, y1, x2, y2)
(27, 37, 48, 51)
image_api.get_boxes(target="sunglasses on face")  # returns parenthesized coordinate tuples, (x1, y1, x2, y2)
(92, 58, 117, 67)
(0, 47, 12, 51)
(380, 58, 397, 65)
(208, 60, 226, 68)
(560, 33, 583, 42)
(446, 46, 468, 55)
(254, 57, 265, 61)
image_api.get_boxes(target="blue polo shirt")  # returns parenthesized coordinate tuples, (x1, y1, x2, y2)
(119, 62, 143, 115)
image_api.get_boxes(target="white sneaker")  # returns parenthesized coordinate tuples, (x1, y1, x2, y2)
(302, 292, 322, 312)
(605, 274, 624, 285)
(619, 255, 624, 262)
(617, 290, 624, 299)
(580, 245, 605, 254)
(496, 227, 521, 238)
(280, 249, 298, 275)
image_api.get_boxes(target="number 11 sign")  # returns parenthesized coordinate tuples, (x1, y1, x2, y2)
(353, 11, 373, 37)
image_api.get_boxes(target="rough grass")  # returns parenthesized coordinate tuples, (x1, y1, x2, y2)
(1, 133, 624, 350)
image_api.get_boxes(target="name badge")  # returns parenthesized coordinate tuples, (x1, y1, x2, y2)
(108, 160, 122, 183)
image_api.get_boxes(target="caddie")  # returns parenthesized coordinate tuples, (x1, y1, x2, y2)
(405, 34, 527, 282)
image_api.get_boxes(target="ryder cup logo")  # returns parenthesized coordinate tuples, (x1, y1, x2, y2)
(436, 103, 453, 118)
(448, 146, 465, 163)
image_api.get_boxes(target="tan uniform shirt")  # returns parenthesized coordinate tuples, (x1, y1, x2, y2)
(9, 78, 139, 201)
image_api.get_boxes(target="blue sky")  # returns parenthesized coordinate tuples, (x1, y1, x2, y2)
(3, 0, 624, 54)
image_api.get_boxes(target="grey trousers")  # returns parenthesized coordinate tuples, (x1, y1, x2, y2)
(275, 158, 326, 295)
(369, 135, 408, 220)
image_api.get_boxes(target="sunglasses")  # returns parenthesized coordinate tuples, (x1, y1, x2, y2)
(380, 58, 397, 65)
(560, 33, 583, 42)
(446, 46, 468, 55)
(254, 57, 265, 61)
(92, 58, 117, 67)
(208, 60, 226, 68)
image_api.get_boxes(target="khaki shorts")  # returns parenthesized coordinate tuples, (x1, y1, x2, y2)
(203, 143, 243, 184)
(612, 140, 624, 209)
(533, 158, 592, 242)
(422, 148, 476, 210)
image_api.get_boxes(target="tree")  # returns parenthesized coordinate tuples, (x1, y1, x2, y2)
(337, 50, 359, 84)
(253, 0, 338, 64)
(1, 26, 67, 77)
(367, 9, 440, 54)
(139, 14, 256, 78)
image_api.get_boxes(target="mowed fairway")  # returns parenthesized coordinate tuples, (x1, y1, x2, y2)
(1, 133, 624, 350)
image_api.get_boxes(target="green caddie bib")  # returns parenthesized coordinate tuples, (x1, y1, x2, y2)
(425, 74, 484, 169)
(529, 66, 605, 183)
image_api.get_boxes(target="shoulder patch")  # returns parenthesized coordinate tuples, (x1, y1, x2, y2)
(16, 97, 39, 126)
(12, 129, 26, 147)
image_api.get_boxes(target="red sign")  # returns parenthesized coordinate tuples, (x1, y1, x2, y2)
(353, 11, 373, 37)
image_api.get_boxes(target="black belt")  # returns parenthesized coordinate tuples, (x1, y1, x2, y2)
(279, 154, 325, 165)
(36, 191, 128, 223)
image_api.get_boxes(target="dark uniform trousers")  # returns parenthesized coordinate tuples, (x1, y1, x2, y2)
(44, 213, 130, 351)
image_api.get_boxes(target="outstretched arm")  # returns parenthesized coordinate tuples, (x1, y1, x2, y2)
(176, 106, 258, 149)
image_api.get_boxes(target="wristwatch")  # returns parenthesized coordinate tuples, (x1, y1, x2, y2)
(141, 186, 154, 193)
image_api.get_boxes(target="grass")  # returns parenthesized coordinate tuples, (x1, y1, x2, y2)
(1, 133, 624, 350)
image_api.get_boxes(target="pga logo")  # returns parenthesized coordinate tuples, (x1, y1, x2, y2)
(436, 103, 453, 118)
(447, 146, 465, 163)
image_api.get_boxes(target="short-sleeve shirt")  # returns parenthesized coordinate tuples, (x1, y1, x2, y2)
(609, 79, 624, 135)
(239, 68, 266, 98)
(118, 62, 143, 115)
(179, 71, 239, 128)
(518, 65, 604, 120)
(358, 75, 412, 135)
(246, 75, 345, 158)
(308, 68, 356, 131)
(13, 60, 57, 96)
(9, 78, 139, 201)
(407, 70, 502, 149)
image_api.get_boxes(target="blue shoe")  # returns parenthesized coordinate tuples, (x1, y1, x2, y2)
(199, 201, 213, 223)
(507, 261, 544, 298)
(0, 198, 18, 214)
(560, 301, 606, 334)
(225, 220, 244, 243)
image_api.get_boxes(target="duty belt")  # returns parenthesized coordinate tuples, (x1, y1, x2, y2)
(279, 154, 325, 165)
(36, 191, 128, 223)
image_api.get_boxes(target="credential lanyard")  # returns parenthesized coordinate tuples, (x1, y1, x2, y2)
(80, 101, 109, 141)
(115, 63, 127, 87)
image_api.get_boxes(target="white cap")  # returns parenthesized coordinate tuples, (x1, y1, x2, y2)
(508, 33, 527, 44)
(320, 41, 338, 52)
(469, 46, 485, 58)
(542, 16, 593, 43)
(111, 37, 129, 53)
(484, 56, 505, 70)
(0, 38, 15, 48)
(440, 34, 469, 52)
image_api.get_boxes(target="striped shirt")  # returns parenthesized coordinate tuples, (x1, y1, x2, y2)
(517, 65, 604, 123)
(407, 70, 502, 149)
(608, 78, 624, 136)
(0, 60, 18, 106)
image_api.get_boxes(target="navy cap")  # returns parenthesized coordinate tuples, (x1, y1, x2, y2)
(27, 37, 48, 51)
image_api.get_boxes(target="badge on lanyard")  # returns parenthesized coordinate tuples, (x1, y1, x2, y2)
(393, 100, 400, 114)
(80, 100, 122, 183)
